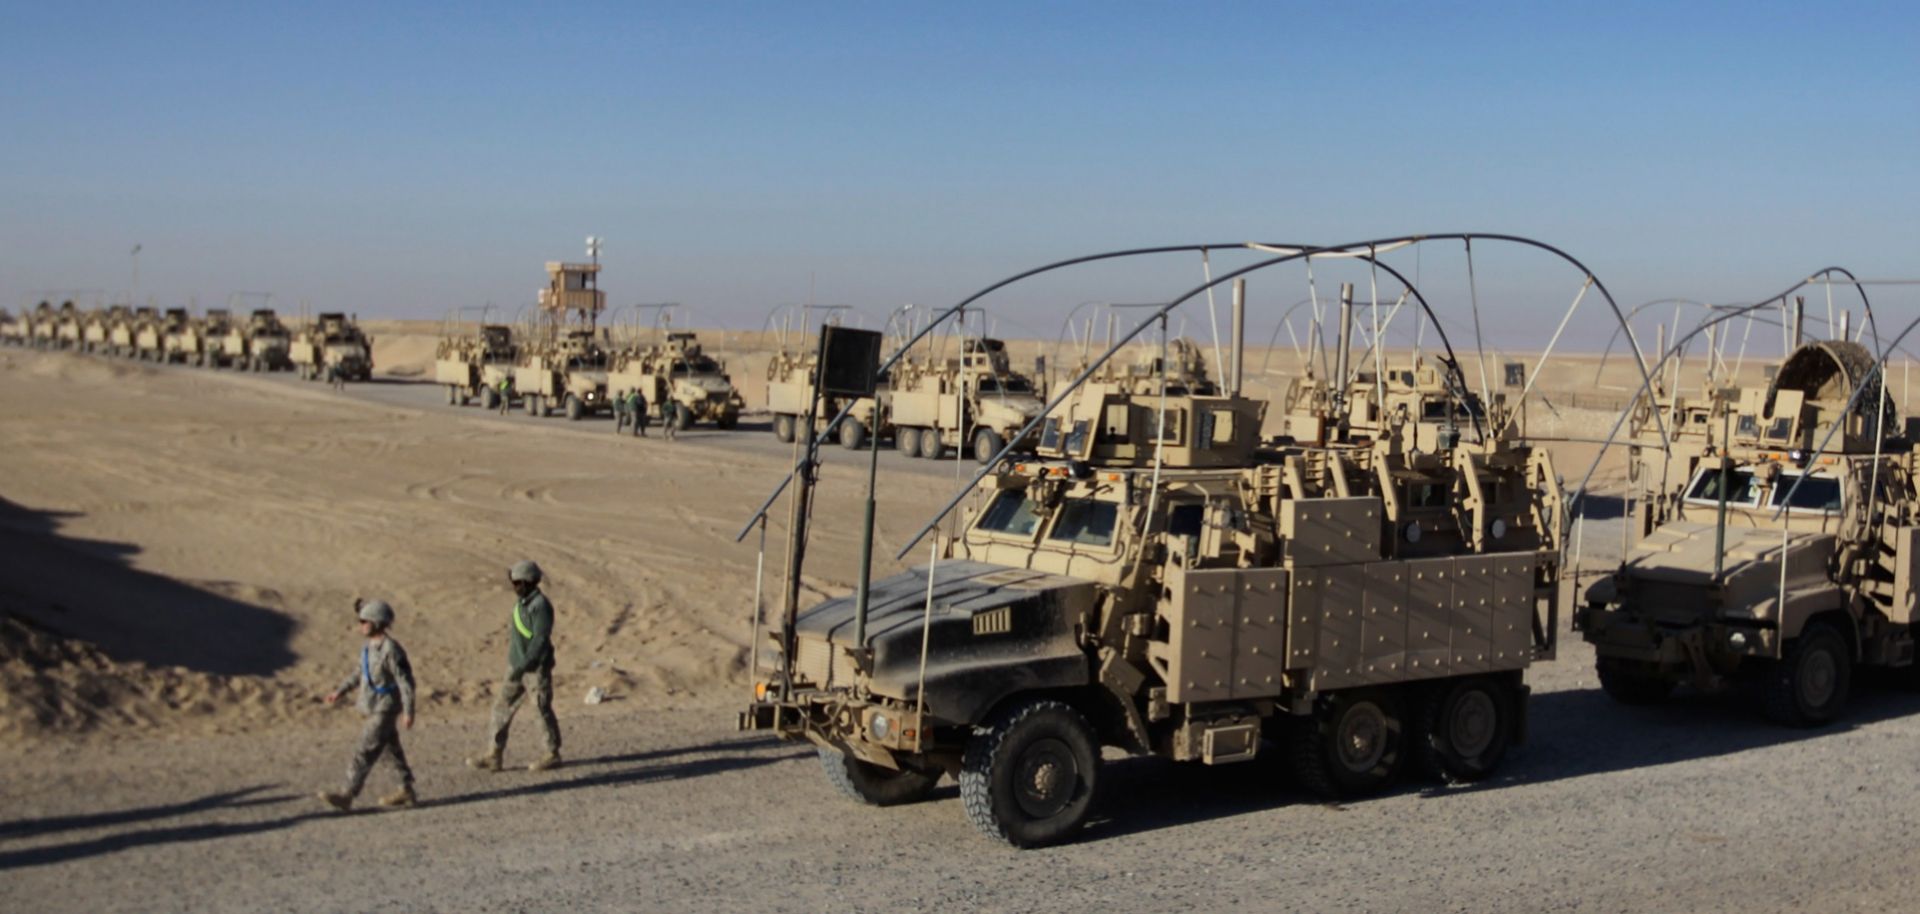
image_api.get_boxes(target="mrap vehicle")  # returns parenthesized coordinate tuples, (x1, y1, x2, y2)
(740, 278, 1564, 846)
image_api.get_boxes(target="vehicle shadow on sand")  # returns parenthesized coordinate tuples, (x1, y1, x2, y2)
(1078, 682, 1920, 842)
(0, 497, 298, 676)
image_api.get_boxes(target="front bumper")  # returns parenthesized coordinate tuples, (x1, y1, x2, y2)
(1576, 605, 1778, 667)
(739, 690, 933, 769)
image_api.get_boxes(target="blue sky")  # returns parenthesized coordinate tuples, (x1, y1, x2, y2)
(2, 1, 1915, 347)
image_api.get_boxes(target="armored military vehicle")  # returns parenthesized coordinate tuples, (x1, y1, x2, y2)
(290, 312, 373, 381)
(29, 301, 59, 349)
(53, 301, 84, 351)
(160, 308, 206, 364)
(766, 341, 891, 448)
(0, 308, 21, 346)
(436, 323, 520, 407)
(1578, 338, 1917, 725)
(610, 330, 745, 430)
(80, 307, 113, 353)
(219, 308, 292, 371)
(132, 307, 169, 361)
(741, 283, 1564, 846)
(890, 336, 1047, 463)
(193, 309, 235, 367)
(518, 328, 617, 419)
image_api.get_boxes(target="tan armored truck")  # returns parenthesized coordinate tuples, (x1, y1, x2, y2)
(80, 307, 114, 353)
(160, 308, 206, 364)
(1578, 339, 1917, 725)
(765, 344, 891, 448)
(0, 308, 21, 346)
(218, 309, 292, 371)
(890, 337, 1047, 463)
(193, 309, 234, 367)
(53, 301, 84, 350)
(609, 331, 745, 430)
(29, 301, 59, 349)
(742, 330, 1563, 845)
(102, 305, 138, 357)
(132, 307, 169, 361)
(516, 329, 616, 419)
(436, 323, 520, 407)
(290, 312, 373, 381)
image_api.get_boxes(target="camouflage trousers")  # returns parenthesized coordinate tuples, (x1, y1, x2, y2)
(488, 662, 561, 755)
(344, 710, 413, 798)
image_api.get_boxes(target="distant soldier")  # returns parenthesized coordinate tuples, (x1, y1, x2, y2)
(662, 401, 679, 441)
(326, 362, 344, 391)
(613, 391, 632, 435)
(496, 376, 513, 415)
(318, 599, 417, 811)
(628, 389, 648, 438)
(468, 560, 561, 772)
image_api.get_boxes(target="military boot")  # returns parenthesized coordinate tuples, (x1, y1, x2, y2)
(527, 753, 562, 772)
(466, 749, 502, 772)
(317, 791, 352, 812)
(376, 787, 417, 808)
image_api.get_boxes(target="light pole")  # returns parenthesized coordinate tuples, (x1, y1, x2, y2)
(130, 244, 142, 301)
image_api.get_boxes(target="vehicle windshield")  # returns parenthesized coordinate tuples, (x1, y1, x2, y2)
(976, 489, 1045, 537)
(1684, 467, 1760, 506)
(977, 376, 1033, 394)
(1770, 475, 1842, 512)
(1047, 498, 1118, 547)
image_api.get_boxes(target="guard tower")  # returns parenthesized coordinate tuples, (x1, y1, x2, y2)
(536, 260, 605, 337)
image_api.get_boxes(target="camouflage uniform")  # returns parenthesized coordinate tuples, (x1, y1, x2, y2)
(629, 390, 648, 437)
(614, 396, 632, 435)
(332, 636, 416, 799)
(487, 589, 560, 756)
(662, 401, 679, 440)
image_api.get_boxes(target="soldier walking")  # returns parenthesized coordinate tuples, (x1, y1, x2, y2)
(628, 389, 648, 438)
(497, 376, 513, 415)
(318, 599, 417, 811)
(468, 560, 562, 772)
(326, 362, 344, 391)
(662, 402, 679, 441)
(613, 392, 632, 435)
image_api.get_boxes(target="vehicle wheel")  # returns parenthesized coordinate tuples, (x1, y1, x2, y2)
(1413, 677, 1512, 783)
(1764, 622, 1852, 726)
(716, 413, 738, 430)
(817, 747, 937, 807)
(895, 426, 919, 456)
(919, 428, 945, 460)
(565, 395, 584, 421)
(972, 428, 1005, 464)
(1288, 689, 1405, 800)
(960, 699, 1099, 848)
(839, 418, 866, 450)
(480, 387, 498, 410)
(673, 404, 692, 430)
(774, 414, 795, 443)
(1596, 661, 1675, 705)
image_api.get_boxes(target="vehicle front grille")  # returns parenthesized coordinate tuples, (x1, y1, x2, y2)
(1630, 580, 1714, 625)
(795, 636, 841, 688)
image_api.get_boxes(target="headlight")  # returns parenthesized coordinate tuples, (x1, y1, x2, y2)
(1727, 630, 1749, 651)
(868, 712, 893, 741)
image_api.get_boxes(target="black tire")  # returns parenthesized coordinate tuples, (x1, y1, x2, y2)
(839, 418, 866, 450)
(1288, 689, 1405, 800)
(895, 426, 919, 456)
(1413, 677, 1512, 783)
(919, 428, 945, 460)
(1596, 661, 1675, 705)
(773, 414, 795, 442)
(673, 404, 692, 430)
(972, 428, 1005, 464)
(480, 387, 498, 410)
(565, 395, 584, 421)
(960, 699, 1099, 848)
(716, 413, 738, 430)
(1764, 622, 1852, 727)
(817, 747, 937, 807)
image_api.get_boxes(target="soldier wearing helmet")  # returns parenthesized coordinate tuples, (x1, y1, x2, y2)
(468, 559, 562, 772)
(318, 598, 417, 811)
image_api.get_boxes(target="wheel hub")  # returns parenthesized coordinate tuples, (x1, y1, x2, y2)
(1336, 701, 1388, 772)
(1448, 690, 1497, 757)
(1800, 648, 1838, 708)
(1014, 738, 1077, 818)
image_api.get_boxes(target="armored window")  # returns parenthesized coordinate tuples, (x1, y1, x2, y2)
(1167, 502, 1205, 538)
(1736, 415, 1760, 438)
(1420, 399, 1451, 422)
(1101, 402, 1130, 440)
(1148, 408, 1183, 443)
(1683, 467, 1760, 507)
(977, 376, 1032, 394)
(1770, 475, 1842, 513)
(1048, 498, 1119, 547)
(1403, 481, 1449, 508)
(976, 489, 1045, 537)
(1039, 416, 1062, 451)
(1204, 409, 1237, 448)
(1765, 417, 1792, 442)
(1064, 419, 1092, 458)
